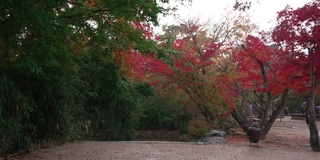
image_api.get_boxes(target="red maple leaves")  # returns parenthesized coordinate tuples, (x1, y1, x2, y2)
(233, 35, 308, 95)
(272, 0, 320, 93)
(115, 0, 320, 117)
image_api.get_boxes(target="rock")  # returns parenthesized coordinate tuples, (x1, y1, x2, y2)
(197, 142, 205, 145)
(208, 130, 226, 138)
(202, 136, 227, 144)
(202, 130, 227, 144)
(223, 122, 232, 134)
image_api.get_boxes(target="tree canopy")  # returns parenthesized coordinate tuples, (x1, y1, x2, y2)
(0, 0, 190, 157)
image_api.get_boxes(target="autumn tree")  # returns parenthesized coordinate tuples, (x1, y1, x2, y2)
(119, 4, 255, 124)
(231, 35, 305, 139)
(272, 0, 320, 151)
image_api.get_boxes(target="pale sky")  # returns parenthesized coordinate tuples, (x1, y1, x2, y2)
(157, 0, 313, 32)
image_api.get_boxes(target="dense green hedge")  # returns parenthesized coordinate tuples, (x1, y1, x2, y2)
(138, 86, 192, 133)
(0, 51, 143, 156)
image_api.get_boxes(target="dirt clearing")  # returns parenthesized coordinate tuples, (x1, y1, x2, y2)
(21, 116, 320, 160)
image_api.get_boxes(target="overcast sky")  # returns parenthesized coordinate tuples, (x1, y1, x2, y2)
(157, 0, 313, 32)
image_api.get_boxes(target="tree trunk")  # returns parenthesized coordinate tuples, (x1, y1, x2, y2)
(261, 89, 289, 139)
(306, 67, 320, 151)
(253, 91, 271, 140)
(232, 89, 289, 140)
(231, 107, 250, 133)
(307, 103, 320, 151)
(197, 104, 214, 123)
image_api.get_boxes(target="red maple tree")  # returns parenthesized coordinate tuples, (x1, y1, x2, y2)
(272, 0, 320, 151)
(117, 20, 236, 123)
(232, 35, 307, 139)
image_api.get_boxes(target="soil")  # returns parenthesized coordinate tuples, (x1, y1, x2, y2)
(13, 116, 320, 160)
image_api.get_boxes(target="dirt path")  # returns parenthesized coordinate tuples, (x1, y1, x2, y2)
(22, 117, 320, 160)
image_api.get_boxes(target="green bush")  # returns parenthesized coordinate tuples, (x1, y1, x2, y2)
(0, 51, 145, 156)
(0, 72, 29, 156)
(79, 53, 142, 141)
(138, 87, 192, 132)
(187, 117, 213, 140)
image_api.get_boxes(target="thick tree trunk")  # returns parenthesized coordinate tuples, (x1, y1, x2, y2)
(306, 69, 320, 151)
(232, 89, 289, 140)
(254, 59, 272, 139)
(307, 106, 320, 151)
(251, 91, 271, 140)
(261, 89, 289, 139)
(231, 107, 250, 133)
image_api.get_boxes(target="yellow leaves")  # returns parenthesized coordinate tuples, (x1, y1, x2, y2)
(208, 8, 255, 46)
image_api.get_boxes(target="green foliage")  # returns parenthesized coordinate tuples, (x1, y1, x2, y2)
(0, 0, 81, 155)
(138, 87, 192, 132)
(0, 0, 190, 157)
(0, 72, 30, 155)
(286, 94, 320, 113)
(187, 117, 211, 140)
(79, 52, 141, 140)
